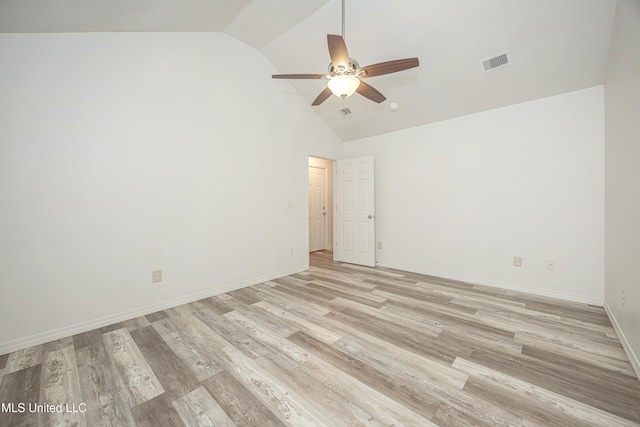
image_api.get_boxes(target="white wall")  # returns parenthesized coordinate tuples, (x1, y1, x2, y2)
(0, 32, 341, 353)
(604, 0, 640, 376)
(343, 86, 605, 304)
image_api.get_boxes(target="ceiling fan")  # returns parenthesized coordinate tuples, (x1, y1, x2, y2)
(272, 0, 419, 106)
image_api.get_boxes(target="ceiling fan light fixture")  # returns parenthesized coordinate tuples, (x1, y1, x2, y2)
(327, 75, 360, 98)
(271, 0, 419, 106)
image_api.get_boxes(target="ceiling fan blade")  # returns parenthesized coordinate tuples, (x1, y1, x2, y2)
(272, 74, 328, 79)
(357, 58, 419, 78)
(312, 87, 333, 106)
(327, 34, 350, 70)
(356, 81, 386, 103)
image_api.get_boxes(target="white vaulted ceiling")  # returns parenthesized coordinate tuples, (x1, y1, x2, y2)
(0, 0, 618, 141)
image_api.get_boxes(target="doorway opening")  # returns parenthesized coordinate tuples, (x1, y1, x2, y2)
(308, 156, 334, 258)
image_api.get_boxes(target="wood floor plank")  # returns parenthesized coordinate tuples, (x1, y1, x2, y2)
(223, 310, 316, 366)
(463, 375, 588, 427)
(473, 300, 618, 338)
(333, 295, 442, 337)
(75, 341, 137, 427)
(172, 385, 236, 427)
(332, 329, 468, 391)
(211, 294, 252, 311)
(101, 328, 164, 405)
(40, 345, 86, 427)
(191, 296, 235, 315)
(364, 274, 438, 291)
(193, 306, 271, 359)
(252, 352, 352, 426)
(478, 310, 626, 355)
(325, 307, 463, 364)
(73, 319, 146, 351)
(229, 301, 300, 338)
(252, 282, 335, 317)
(41, 337, 74, 354)
(524, 300, 612, 326)
(521, 344, 640, 393)
(214, 344, 329, 426)
(437, 327, 522, 356)
(288, 330, 441, 420)
(131, 393, 185, 427)
(261, 284, 348, 314)
(202, 369, 285, 427)
(309, 279, 388, 306)
(270, 282, 345, 312)
(432, 396, 524, 427)
(382, 295, 519, 350)
(297, 305, 469, 391)
(516, 331, 637, 377)
(453, 357, 636, 427)
(224, 310, 434, 426)
(374, 287, 479, 322)
(289, 272, 313, 283)
(0, 352, 8, 369)
(272, 275, 313, 287)
(144, 310, 170, 323)
(467, 347, 640, 423)
(432, 286, 528, 310)
(305, 273, 378, 291)
(73, 329, 103, 351)
(163, 303, 199, 318)
(514, 329, 631, 364)
(151, 316, 225, 382)
(129, 325, 200, 399)
(4, 345, 43, 374)
(227, 287, 262, 305)
(0, 364, 42, 427)
(251, 300, 343, 343)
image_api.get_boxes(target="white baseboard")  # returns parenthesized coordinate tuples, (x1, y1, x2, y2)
(604, 302, 640, 380)
(0, 266, 306, 356)
(378, 262, 604, 306)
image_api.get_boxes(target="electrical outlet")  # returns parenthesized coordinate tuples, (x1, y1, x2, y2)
(378, 242, 382, 249)
(152, 269, 162, 283)
(622, 290, 626, 308)
(513, 256, 522, 267)
(546, 260, 556, 270)
(290, 248, 294, 255)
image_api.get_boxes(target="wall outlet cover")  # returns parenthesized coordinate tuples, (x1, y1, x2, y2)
(152, 269, 162, 283)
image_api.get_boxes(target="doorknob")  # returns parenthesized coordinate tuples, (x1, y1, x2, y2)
(323, 212, 327, 216)
(368, 215, 374, 219)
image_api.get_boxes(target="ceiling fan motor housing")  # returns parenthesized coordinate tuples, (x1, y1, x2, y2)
(328, 58, 360, 76)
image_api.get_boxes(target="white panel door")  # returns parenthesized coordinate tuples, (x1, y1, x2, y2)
(308, 166, 326, 252)
(334, 156, 375, 266)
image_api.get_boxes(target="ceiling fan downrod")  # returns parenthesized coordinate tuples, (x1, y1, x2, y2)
(341, 0, 346, 41)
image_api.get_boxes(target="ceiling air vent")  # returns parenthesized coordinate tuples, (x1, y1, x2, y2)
(337, 107, 352, 116)
(480, 51, 510, 72)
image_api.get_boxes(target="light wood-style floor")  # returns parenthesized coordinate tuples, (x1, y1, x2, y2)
(1, 250, 639, 426)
